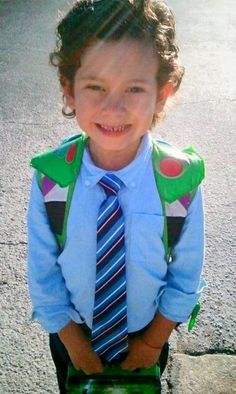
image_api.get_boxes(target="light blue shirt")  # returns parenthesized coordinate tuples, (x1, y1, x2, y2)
(27, 133, 206, 333)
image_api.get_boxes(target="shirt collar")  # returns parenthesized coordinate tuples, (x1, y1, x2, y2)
(81, 132, 153, 190)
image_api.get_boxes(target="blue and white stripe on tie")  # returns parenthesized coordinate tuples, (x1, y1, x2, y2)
(92, 173, 128, 361)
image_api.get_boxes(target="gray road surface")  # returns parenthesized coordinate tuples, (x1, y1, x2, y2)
(0, 0, 235, 393)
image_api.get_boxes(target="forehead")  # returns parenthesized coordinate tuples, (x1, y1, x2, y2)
(76, 39, 159, 81)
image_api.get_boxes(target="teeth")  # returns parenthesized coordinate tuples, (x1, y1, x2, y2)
(100, 124, 126, 132)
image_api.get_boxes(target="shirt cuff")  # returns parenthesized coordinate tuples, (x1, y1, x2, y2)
(30, 305, 84, 333)
(158, 279, 207, 322)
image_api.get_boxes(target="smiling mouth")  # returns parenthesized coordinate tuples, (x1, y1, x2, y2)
(96, 123, 131, 132)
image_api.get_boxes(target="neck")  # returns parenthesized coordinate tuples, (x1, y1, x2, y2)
(88, 140, 142, 171)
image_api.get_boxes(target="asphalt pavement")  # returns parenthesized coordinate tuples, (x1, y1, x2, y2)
(0, 0, 235, 393)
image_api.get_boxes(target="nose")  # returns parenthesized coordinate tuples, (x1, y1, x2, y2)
(101, 92, 126, 115)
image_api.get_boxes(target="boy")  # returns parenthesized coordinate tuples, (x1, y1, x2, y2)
(28, 1, 205, 392)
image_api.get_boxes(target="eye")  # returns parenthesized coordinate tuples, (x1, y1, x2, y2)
(86, 85, 104, 91)
(126, 86, 145, 93)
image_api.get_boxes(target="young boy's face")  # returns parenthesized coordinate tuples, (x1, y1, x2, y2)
(64, 39, 169, 166)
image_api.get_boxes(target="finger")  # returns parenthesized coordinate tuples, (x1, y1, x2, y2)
(121, 365, 135, 371)
(72, 362, 81, 371)
(94, 359, 104, 372)
(120, 361, 135, 371)
(120, 361, 128, 369)
(83, 366, 103, 375)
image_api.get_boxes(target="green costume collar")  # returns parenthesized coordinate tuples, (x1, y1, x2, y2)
(30, 133, 204, 203)
(30, 133, 89, 188)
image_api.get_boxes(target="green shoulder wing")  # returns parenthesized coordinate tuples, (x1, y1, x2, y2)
(152, 140, 205, 203)
(30, 133, 89, 187)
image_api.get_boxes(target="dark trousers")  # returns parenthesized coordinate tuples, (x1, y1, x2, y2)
(49, 333, 169, 394)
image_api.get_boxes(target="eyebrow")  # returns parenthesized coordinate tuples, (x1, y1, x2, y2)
(77, 76, 151, 84)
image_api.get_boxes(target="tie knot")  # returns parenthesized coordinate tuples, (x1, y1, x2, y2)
(99, 174, 123, 196)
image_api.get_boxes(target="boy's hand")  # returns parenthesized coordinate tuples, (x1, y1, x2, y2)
(121, 336, 161, 371)
(58, 320, 104, 375)
(68, 340, 104, 375)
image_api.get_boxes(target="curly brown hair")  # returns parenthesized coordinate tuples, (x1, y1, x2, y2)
(49, 0, 184, 124)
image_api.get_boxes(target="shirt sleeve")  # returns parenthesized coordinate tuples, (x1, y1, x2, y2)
(27, 173, 83, 333)
(158, 187, 207, 322)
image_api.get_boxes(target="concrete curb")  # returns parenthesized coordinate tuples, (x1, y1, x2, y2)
(168, 354, 236, 394)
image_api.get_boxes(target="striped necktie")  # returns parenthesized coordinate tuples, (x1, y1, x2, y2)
(92, 173, 128, 362)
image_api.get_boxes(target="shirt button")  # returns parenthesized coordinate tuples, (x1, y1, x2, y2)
(130, 182, 136, 188)
(85, 180, 90, 187)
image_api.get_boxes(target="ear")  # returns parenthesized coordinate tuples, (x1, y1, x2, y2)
(62, 79, 75, 110)
(155, 81, 173, 114)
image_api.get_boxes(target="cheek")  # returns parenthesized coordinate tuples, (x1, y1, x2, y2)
(75, 96, 101, 126)
(131, 93, 156, 108)
(76, 92, 102, 111)
(131, 96, 157, 119)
